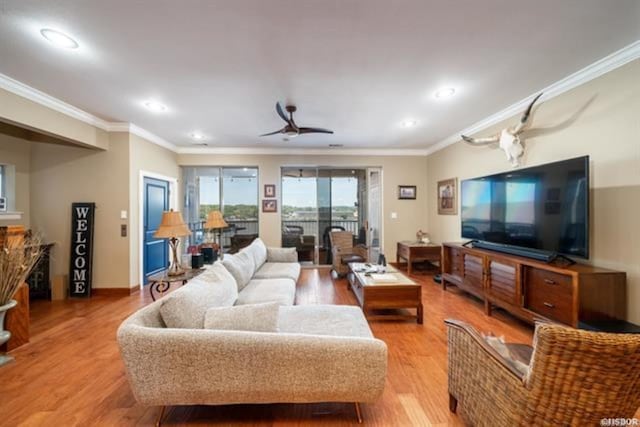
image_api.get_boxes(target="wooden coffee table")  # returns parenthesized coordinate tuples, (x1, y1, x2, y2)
(397, 241, 442, 276)
(347, 263, 423, 324)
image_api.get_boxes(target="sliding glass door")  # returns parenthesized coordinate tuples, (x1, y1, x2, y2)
(281, 167, 376, 265)
(282, 168, 318, 262)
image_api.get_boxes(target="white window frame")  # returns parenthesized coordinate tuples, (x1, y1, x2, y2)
(0, 164, 5, 198)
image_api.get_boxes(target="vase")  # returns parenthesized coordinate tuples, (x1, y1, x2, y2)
(0, 299, 17, 366)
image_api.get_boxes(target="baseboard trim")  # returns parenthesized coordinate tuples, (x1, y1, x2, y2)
(92, 287, 139, 297)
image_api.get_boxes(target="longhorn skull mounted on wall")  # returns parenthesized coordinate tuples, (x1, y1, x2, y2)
(461, 93, 543, 167)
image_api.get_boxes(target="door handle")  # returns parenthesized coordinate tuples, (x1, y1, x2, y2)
(544, 279, 556, 285)
(543, 302, 555, 308)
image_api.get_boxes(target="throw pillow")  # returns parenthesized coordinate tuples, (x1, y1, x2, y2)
(204, 302, 280, 332)
(245, 238, 268, 268)
(266, 247, 298, 263)
(194, 261, 238, 305)
(222, 251, 255, 291)
(160, 275, 237, 329)
(483, 334, 529, 377)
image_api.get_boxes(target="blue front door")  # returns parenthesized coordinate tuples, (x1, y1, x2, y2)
(143, 177, 170, 284)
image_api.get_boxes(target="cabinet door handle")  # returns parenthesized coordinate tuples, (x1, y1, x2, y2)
(543, 302, 555, 308)
(544, 279, 556, 285)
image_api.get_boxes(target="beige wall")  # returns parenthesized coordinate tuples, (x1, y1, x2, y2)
(128, 134, 180, 286)
(0, 88, 109, 150)
(426, 59, 640, 323)
(0, 126, 31, 227)
(177, 153, 428, 260)
(30, 133, 131, 289)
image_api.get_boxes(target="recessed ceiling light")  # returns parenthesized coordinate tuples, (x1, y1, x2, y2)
(40, 28, 79, 49)
(143, 100, 167, 113)
(434, 87, 456, 99)
(189, 132, 205, 141)
(401, 120, 417, 128)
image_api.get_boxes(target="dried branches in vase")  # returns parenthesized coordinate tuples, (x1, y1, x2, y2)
(0, 233, 43, 306)
(1, 232, 42, 365)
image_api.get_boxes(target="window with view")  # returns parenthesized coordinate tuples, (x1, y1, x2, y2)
(183, 166, 259, 250)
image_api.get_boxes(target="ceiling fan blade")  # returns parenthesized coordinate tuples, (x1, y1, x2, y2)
(259, 129, 284, 137)
(275, 102, 291, 124)
(298, 127, 334, 135)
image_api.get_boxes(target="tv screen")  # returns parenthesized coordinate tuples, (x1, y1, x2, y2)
(461, 156, 589, 258)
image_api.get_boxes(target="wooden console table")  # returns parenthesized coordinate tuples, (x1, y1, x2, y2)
(397, 241, 442, 276)
(441, 242, 626, 327)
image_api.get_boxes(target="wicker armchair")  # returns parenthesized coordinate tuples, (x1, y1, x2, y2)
(329, 231, 368, 276)
(446, 319, 640, 426)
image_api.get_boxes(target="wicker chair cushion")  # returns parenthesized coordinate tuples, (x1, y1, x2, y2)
(484, 335, 530, 376)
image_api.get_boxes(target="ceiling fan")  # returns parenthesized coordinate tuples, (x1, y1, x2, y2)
(260, 102, 334, 138)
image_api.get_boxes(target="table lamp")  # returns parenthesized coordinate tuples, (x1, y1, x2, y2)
(205, 210, 228, 260)
(154, 209, 191, 276)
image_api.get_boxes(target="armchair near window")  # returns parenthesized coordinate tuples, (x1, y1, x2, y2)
(446, 319, 640, 426)
(329, 231, 367, 276)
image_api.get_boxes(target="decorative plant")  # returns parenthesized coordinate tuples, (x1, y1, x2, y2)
(0, 233, 42, 306)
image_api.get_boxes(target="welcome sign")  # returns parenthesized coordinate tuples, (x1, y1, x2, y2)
(69, 202, 95, 297)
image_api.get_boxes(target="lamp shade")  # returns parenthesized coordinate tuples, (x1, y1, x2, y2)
(154, 210, 191, 238)
(205, 210, 228, 230)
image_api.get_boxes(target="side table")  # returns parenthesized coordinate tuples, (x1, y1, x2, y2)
(148, 268, 204, 301)
(397, 241, 442, 276)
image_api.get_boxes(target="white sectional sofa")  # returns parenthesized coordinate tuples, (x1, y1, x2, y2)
(117, 238, 388, 423)
(221, 239, 300, 306)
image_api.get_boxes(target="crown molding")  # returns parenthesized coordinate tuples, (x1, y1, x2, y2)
(127, 124, 178, 151)
(176, 146, 430, 156)
(0, 72, 112, 130)
(425, 39, 640, 156)
(2, 39, 638, 157)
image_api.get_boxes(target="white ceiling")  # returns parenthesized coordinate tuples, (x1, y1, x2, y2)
(0, 0, 638, 150)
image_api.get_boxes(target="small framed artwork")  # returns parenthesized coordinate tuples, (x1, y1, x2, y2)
(398, 185, 417, 200)
(264, 184, 276, 198)
(437, 178, 457, 215)
(262, 199, 277, 213)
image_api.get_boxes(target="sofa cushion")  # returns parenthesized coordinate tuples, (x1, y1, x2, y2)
(159, 267, 238, 329)
(222, 251, 255, 291)
(244, 238, 268, 269)
(198, 261, 239, 290)
(253, 262, 301, 282)
(278, 305, 373, 338)
(266, 247, 298, 263)
(204, 302, 280, 332)
(236, 278, 296, 306)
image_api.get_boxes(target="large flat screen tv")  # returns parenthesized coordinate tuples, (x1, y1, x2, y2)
(461, 156, 589, 259)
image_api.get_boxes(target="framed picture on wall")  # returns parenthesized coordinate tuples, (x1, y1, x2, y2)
(264, 184, 276, 198)
(262, 199, 277, 213)
(437, 178, 457, 215)
(398, 185, 417, 200)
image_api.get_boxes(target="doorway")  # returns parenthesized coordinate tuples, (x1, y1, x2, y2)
(281, 167, 382, 265)
(142, 177, 169, 284)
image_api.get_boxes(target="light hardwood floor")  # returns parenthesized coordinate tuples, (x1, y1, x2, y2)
(0, 267, 534, 426)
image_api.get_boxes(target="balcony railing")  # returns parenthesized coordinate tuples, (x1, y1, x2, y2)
(282, 219, 359, 236)
(185, 218, 359, 249)
(186, 219, 259, 249)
